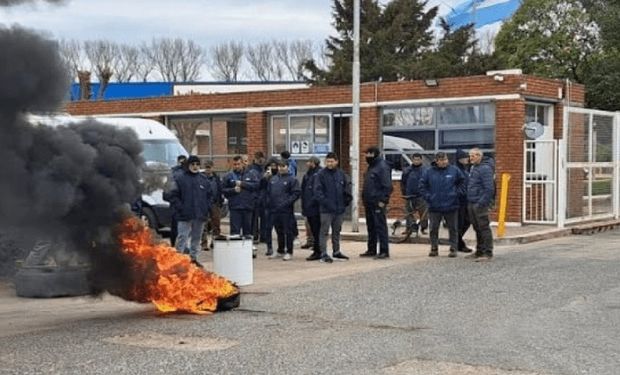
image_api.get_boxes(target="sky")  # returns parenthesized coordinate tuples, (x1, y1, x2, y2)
(0, 0, 464, 47)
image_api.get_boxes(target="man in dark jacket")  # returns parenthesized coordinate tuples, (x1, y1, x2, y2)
(249, 151, 266, 242)
(165, 154, 187, 247)
(313, 152, 352, 263)
(222, 155, 260, 238)
(455, 149, 473, 253)
(202, 160, 223, 250)
(360, 146, 393, 259)
(419, 152, 466, 258)
(301, 156, 322, 261)
(260, 157, 279, 256)
(400, 153, 428, 236)
(466, 147, 495, 261)
(266, 159, 301, 261)
(168, 155, 212, 267)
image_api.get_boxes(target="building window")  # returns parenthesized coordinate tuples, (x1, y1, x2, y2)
(270, 113, 332, 156)
(382, 102, 495, 173)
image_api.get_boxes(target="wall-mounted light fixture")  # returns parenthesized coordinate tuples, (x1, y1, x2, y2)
(424, 79, 438, 87)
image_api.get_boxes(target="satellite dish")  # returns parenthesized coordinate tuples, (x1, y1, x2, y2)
(523, 121, 545, 139)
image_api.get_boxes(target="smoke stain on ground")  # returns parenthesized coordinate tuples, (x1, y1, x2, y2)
(102, 332, 239, 352)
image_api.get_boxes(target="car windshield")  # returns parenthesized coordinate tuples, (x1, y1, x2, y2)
(142, 140, 187, 168)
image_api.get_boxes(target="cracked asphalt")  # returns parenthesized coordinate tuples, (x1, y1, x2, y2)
(1, 229, 619, 375)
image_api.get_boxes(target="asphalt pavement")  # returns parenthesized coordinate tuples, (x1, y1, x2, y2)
(1, 229, 619, 375)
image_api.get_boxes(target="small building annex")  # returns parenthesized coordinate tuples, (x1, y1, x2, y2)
(66, 71, 593, 225)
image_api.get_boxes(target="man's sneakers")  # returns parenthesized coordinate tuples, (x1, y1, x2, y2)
(320, 255, 333, 263)
(359, 251, 376, 258)
(283, 253, 292, 261)
(332, 252, 349, 261)
(306, 253, 322, 261)
(448, 249, 457, 258)
(265, 248, 273, 256)
(474, 254, 493, 262)
(428, 249, 439, 257)
(458, 246, 473, 253)
(269, 252, 284, 259)
(374, 253, 389, 259)
(191, 259, 204, 268)
(252, 246, 257, 259)
(300, 242, 313, 249)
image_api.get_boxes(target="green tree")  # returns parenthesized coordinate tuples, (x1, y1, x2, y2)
(494, 0, 600, 83)
(304, 0, 437, 84)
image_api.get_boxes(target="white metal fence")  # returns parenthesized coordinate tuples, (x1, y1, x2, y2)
(557, 108, 620, 227)
(523, 140, 558, 224)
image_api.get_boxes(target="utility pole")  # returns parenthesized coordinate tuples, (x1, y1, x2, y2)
(351, 0, 361, 232)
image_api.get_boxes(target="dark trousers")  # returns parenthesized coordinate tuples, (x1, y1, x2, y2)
(230, 209, 253, 238)
(457, 204, 470, 250)
(428, 210, 458, 251)
(170, 214, 178, 247)
(306, 214, 321, 255)
(262, 210, 274, 250)
(291, 212, 299, 237)
(273, 212, 294, 254)
(468, 204, 494, 256)
(252, 205, 266, 241)
(365, 204, 389, 255)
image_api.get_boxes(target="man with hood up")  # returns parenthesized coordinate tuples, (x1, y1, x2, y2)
(301, 156, 323, 261)
(419, 152, 466, 258)
(400, 153, 428, 236)
(455, 149, 473, 253)
(359, 146, 393, 259)
(466, 147, 496, 262)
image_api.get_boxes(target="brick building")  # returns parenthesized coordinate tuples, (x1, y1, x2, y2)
(65, 72, 585, 224)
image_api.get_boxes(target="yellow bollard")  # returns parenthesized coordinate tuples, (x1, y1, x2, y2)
(497, 173, 511, 238)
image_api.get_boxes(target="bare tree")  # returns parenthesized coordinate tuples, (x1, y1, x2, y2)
(115, 44, 139, 82)
(209, 41, 244, 81)
(84, 40, 119, 98)
(245, 41, 284, 81)
(137, 42, 155, 82)
(273, 40, 314, 80)
(59, 39, 92, 100)
(143, 38, 204, 82)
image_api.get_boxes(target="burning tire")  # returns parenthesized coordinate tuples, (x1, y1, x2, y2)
(14, 265, 92, 298)
(216, 291, 240, 311)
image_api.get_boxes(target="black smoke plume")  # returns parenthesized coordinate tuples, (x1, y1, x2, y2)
(0, 0, 65, 6)
(0, 25, 144, 295)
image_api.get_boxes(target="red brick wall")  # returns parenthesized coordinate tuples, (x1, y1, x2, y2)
(247, 112, 267, 159)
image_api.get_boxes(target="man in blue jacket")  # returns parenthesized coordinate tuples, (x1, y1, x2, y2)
(301, 156, 323, 261)
(360, 146, 393, 259)
(400, 153, 428, 236)
(202, 160, 223, 250)
(168, 155, 212, 267)
(266, 158, 301, 261)
(419, 152, 466, 258)
(222, 155, 259, 239)
(455, 149, 473, 253)
(466, 147, 495, 262)
(313, 152, 352, 263)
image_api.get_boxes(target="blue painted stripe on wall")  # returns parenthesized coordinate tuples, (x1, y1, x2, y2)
(70, 82, 173, 101)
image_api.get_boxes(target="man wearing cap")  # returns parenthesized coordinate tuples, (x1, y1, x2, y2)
(222, 155, 260, 240)
(400, 153, 429, 236)
(313, 152, 352, 263)
(360, 146, 393, 259)
(266, 158, 301, 260)
(301, 156, 323, 261)
(419, 152, 466, 258)
(167, 155, 212, 267)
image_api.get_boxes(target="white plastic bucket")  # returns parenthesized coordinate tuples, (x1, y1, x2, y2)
(213, 238, 253, 286)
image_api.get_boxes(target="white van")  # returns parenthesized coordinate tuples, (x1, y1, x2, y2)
(28, 114, 188, 234)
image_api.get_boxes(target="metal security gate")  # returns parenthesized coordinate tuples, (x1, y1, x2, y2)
(559, 108, 620, 226)
(523, 140, 558, 223)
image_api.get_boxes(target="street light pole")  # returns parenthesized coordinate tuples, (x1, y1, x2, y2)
(351, 0, 361, 232)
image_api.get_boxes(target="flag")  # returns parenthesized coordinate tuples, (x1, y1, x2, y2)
(445, 0, 521, 29)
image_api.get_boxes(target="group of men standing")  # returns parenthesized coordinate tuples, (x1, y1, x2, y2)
(162, 145, 494, 267)
(402, 147, 495, 261)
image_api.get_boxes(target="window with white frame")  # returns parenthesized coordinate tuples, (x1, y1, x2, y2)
(382, 102, 496, 172)
(270, 114, 332, 156)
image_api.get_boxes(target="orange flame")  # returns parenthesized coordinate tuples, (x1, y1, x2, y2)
(117, 217, 238, 314)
